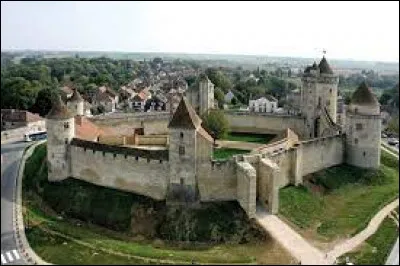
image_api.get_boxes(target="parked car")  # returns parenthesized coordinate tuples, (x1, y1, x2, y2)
(388, 138, 399, 145)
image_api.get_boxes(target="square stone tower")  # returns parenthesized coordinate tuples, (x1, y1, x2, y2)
(167, 97, 214, 205)
(301, 56, 339, 138)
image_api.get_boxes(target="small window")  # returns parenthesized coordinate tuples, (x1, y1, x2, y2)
(329, 89, 332, 93)
(179, 145, 185, 155)
(135, 156, 139, 161)
(113, 153, 117, 158)
(180, 178, 184, 185)
(124, 154, 128, 159)
(103, 151, 106, 156)
(159, 160, 163, 164)
(65, 138, 68, 144)
(354, 108, 358, 114)
(147, 158, 150, 163)
(354, 138, 358, 144)
(363, 151, 366, 157)
(356, 123, 363, 131)
(180, 132, 184, 139)
(64, 122, 69, 129)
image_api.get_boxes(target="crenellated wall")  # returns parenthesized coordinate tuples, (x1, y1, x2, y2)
(69, 139, 169, 200)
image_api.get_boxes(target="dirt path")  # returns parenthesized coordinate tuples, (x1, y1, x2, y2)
(255, 207, 329, 265)
(326, 198, 399, 261)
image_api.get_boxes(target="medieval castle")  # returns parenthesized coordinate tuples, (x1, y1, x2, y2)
(45, 56, 381, 218)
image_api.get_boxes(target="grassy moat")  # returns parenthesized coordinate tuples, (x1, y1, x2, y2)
(22, 143, 296, 265)
(279, 149, 399, 252)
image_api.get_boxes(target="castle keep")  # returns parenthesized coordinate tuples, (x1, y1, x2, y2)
(46, 56, 382, 218)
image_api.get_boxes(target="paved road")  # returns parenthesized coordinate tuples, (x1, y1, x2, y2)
(386, 238, 399, 265)
(1, 140, 30, 265)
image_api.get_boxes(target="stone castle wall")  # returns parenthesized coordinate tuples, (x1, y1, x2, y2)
(197, 160, 237, 201)
(69, 139, 168, 200)
(300, 134, 345, 176)
(225, 111, 306, 139)
(90, 112, 170, 135)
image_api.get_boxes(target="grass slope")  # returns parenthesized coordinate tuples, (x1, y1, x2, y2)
(337, 217, 398, 265)
(279, 149, 399, 241)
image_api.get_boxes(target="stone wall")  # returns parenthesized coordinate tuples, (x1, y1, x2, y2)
(225, 111, 306, 139)
(300, 134, 345, 176)
(197, 160, 237, 201)
(69, 142, 168, 200)
(90, 112, 170, 135)
(258, 158, 280, 214)
(236, 161, 257, 218)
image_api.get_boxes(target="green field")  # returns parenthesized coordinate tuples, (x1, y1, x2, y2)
(337, 217, 398, 265)
(213, 148, 250, 160)
(279, 149, 399, 242)
(223, 132, 276, 144)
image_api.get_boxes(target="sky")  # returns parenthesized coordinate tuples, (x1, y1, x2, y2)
(1, 1, 399, 62)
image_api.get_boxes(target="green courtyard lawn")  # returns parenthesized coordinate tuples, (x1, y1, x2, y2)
(337, 217, 398, 265)
(223, 132, 276, 144)
(213, 148, 250, 160)
(279, 149, 399, 243)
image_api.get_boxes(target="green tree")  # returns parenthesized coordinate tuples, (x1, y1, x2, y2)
(30, 87, 59, 117)
(214, 87, 225, 109)
(201, 110, 229, 140)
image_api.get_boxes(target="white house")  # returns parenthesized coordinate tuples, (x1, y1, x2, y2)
(249, 95, 278, 113)
(224, 90, 235, 103)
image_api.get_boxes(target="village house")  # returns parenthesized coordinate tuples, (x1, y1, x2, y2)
(249, 95, 278, 113)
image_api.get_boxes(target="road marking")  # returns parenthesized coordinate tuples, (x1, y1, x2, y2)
(5, 252, 13, 262)
(11, 250, 20, 260)
(1, 250, 20, 264)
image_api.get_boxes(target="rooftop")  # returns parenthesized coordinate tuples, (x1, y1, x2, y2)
(46, 95, 74, 120)
(168, 97, 202, 129)
(350, 81, 379, 106)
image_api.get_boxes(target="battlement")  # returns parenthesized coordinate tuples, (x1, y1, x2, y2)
(70, 138, 169, 161)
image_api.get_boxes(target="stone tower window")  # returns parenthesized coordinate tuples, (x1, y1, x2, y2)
(179, 145, 185, 155)
(64, 122, 69, 129)
(363, 151, 366, 157)
(329, 89, 332, 93)
(180, 132, 184, 139)
(356, 123, 363, 131)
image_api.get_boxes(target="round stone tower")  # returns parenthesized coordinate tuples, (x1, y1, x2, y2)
(46, 95, 75, 181)
(67, 88, 84, 116)
(301, 56, 339, 138)
(345, 81, 381, 169)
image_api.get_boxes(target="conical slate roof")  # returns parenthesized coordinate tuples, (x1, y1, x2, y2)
(318, 56, 334, 74)
(351, 81, 379, 106)
(69, 89, 84, 102)
(46, 94, 74, 119)
(168, 97, 201, 129)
